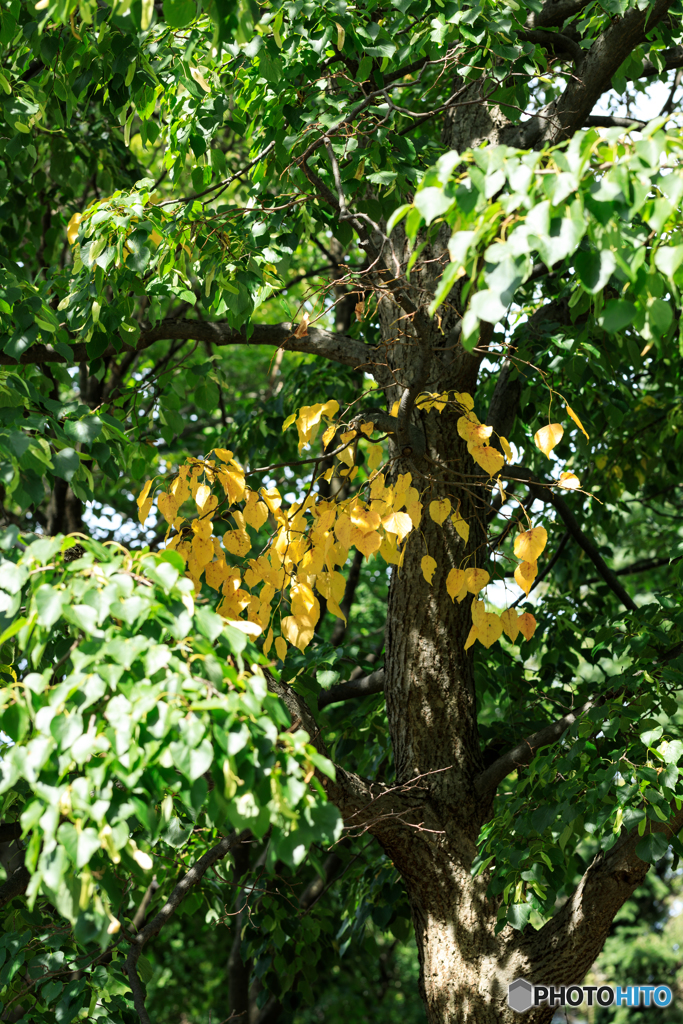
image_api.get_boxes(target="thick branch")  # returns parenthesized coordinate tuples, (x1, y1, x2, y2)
(640, 44, 683, 78)
(519, 29, 584, 64)
(584, 555, 676, 586)
(0, 319, 372, 371)
(511, 0, 673, 146)
(318, 669, 386, 711)
(126, 834, 243, 1024)
(526, 0, 591, 29)
(584, 115, 647, 129)
(474, 701, 592, 797)
(508, 467, 637, 612)
(522, 801, 683, 983)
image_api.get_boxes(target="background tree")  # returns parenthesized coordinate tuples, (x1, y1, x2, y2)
(1, 1, 683, 1023)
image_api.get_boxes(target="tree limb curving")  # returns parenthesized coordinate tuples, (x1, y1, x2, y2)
(318, 669, 386, 710)
(0, 320, 373, 371)
(474, 701, 592, 797)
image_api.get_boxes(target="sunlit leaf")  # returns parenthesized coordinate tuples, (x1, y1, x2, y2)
(513, 527, 547, 562)
(534, 423, 564, 458)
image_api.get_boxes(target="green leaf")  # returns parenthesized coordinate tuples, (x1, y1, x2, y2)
(414, 187, 453, 226)
(52, 448, 80, 482)
(163, 0, 196, 28)
(574, 249, 616, 294)
(63, 417, 103, 445)
(507, 903, 532, 931)
(196, 606, 224, 642)
(170, 738, 214, 781)
(635, 831, 670, 864)
(654, 243, 683, 278)
(35, 585, 65, 628)
(600, 299, 636, 333)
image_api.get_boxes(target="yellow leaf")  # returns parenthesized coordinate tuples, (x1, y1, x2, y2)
(223, 531, 251, 556)
(243, 493, 269, 529)
(429, 498, 451, 526)
(337, 445, 354, 468)
(195, 483, 211, 512)
(382, 511, 413, 543)
(350, 505, 381, 534)
(446, 568, 465, 601)
(476, 611, 503, 649)
(471, 446, 505, 477)
(316, 570, 346, 604)
(566, 403, 589, 440)
(282, 414, 296, 432)
(451, 512, 470, 543)
(136, 479, 154, 526)
(228, 620, 263, 638)
(260, 486, 282, 513)
(501, 608, 520, 643)
(514, 526, 547, 562)
(500, 436, 513, 463)
(368, 444, 384, 472)
(465, 568, 489, 594)
(281, 614, 316, 651)
(421, 556, 437, 584)
(534, 423, 564, 458)
(454, 391, 474, 411)
(518, 612, 537, 641)
(514, 560, 537, 596)
(355, 531, 382, 557)
(336, 22, 345, 48)
(465, 626, 478, 650)
(405, 500, 422, 529)
(360, 421, 374, 436)
(497, 478, 506, 504)
(218, 469, 245, 505)
(294, 400, 340, 451)
(471, 599, 486, 628)
(274, 636, 287, 661)
(327, 600, 347, 622)
(191, 531, 214, 568)
(558, 471, 581, 489)
(322, 424, 336, 448)
(291, 581, 319, 617)
(157, 491, 181, 525)
(457, 415, 492, 445)
(213, 448, 234, 461)
(67, 212, 82, 245)
(390, 400, 399, 417)
(379, 534, 401, 565)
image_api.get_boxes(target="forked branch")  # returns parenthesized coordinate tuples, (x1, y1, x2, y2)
(126, 834, 245, 1024)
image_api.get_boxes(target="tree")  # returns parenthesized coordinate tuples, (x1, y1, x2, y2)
(1, 0, 683, 1021)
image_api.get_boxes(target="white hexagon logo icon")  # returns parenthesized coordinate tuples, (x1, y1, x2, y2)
(508, 978, 533, 1013)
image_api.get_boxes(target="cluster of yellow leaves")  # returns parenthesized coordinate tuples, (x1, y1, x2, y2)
(138, 445, 428, 659)
(282, 400, 340, 452)
(136, 387, 588, 659)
